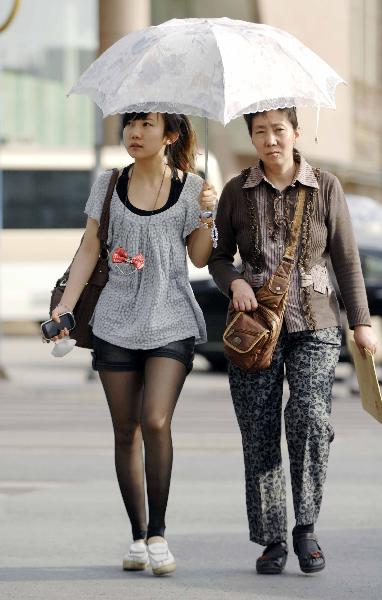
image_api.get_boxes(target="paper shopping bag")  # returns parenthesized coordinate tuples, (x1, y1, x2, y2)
(349, 338, 382, 424)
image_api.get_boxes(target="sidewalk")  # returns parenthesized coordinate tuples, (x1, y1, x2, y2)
(1, 336, 382, 600)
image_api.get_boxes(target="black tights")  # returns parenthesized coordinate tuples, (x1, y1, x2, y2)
(99, 357, 187, 541)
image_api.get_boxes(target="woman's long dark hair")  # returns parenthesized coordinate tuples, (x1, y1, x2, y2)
(122, 112, 197, 173)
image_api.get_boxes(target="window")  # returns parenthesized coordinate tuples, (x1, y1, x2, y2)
(0, 0, 98, 146)
(3, 170, 91, 228)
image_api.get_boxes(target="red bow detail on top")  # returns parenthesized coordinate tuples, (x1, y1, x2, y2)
(111, 247, 145, 272)
(130, 253, 145, 270)
(112, 247, 128, 263)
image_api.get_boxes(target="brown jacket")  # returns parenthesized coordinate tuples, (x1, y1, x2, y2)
(208, 158, 371, 331)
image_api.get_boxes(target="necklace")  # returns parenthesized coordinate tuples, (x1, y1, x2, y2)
(127, 163, 167, 213)
(111, 163, 167, 276)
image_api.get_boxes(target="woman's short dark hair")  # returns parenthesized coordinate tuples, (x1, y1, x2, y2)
(122, 112, 196, 173)
(243, 107, 298, 136)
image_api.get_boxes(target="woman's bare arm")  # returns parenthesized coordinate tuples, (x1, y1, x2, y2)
(187, 182, 217, 268)
(51, 217, 100, 327)
(187, 227, 213, 268)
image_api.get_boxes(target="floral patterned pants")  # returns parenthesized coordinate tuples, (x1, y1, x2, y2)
(228, 326, 342, 546)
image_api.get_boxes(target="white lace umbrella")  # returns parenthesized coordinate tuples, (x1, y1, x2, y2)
(69, 17, 344, 174)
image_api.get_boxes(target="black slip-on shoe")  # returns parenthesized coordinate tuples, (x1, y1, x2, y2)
(256, 541, 288, 574)
(293, 532, 325, 574)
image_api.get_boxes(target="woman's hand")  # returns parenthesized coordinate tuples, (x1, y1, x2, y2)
(42, 216, 100, 344)
(49, 303, 72, 342)
(353, 325, 378, 358)
(230, 279, 258, 312)
(198, 181, 217, 214)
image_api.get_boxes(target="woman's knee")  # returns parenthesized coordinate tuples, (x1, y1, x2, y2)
(285, 402, 333, 442)
(141, 415, 170, 439)
(114, 422, 141, 447)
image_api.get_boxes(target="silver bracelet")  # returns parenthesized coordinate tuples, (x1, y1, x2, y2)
(200, 210, 214, 219)
(198, 216, 218, 248)
(211, 221, 218, 248)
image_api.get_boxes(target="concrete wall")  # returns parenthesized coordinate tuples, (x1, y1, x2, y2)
(257, 0, 352, 166)
(99, 0, 151, 145)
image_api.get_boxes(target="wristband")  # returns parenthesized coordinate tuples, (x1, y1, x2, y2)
(198, 216, 218, 248)
(200, 210, 214, 219)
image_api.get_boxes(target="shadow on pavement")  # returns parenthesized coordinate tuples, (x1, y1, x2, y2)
(1, 530, 381, 600)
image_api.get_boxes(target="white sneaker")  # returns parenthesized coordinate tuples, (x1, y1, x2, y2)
(148, 540, 176, 576)
(122, 541, 149, 571)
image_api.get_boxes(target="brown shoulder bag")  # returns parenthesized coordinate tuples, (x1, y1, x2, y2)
(49, 169, 119, 349)
(223, 186, 306, 371)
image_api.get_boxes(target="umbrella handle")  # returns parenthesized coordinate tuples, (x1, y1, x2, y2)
(315, 105, 320, 144)
(203, 116, 218, 249)
(204, 117, 208, 181)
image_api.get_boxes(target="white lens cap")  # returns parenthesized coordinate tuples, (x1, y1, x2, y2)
(51, 338, 77, 357)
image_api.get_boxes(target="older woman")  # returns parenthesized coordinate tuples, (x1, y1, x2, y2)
(208, 107, 376, 575)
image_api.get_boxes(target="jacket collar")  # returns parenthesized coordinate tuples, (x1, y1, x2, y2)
(242, 150, 319, 190)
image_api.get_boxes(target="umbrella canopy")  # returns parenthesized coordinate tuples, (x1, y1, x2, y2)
(69, 17, 344, 125)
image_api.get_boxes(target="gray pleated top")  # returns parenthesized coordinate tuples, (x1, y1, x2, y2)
(84, 169, 207, 349)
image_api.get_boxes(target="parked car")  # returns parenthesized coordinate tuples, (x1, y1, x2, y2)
(190, 194, 382, 370)
(189, 264, 229, 370)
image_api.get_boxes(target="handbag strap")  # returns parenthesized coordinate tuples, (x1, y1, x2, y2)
(261, 186, 307, 292)
(282, 186, 307, 263)
(98, 168, 120, 250)
(57, 169, 119, 283)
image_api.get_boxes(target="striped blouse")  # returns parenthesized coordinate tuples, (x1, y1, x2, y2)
(241, 153, 318, 331)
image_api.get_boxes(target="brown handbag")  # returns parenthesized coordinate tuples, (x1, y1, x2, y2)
(223, 186, 306, 371)
(49, 169, 119, 349)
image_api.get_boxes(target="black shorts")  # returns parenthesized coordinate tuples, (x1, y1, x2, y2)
(91, 335, 195, 374)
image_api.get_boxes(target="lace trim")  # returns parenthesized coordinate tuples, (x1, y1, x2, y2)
(243, 168, 264, 274)
(300, 264, 332, 294)
(76, 94, 341, 125)
(297, 168, 320, 329)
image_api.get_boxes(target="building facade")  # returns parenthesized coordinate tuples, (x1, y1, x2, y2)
(1, 0, 381, 232)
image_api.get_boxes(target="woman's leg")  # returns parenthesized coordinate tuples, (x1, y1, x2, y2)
(99, 370, 147, 541)
(284, 327, 341, 526)
(140, 357, 188, 540)
(228, 331, 287, 546)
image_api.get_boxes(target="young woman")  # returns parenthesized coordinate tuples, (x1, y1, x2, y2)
(50, 112, 217, 575)
(208, 108, 376, 574)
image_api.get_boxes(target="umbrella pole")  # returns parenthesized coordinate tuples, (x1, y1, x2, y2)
(204, 117, 208, 181)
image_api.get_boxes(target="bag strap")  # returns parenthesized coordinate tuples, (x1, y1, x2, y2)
(260, 186, 307, 293)
(98, 168, 120, 249)
(56, 169, 119, 284)
(282, 186, 307, 263)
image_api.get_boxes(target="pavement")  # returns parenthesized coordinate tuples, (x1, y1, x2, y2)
(0, 336, 382, 600)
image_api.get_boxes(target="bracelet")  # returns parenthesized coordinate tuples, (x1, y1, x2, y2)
(198, 216, 218, 248)
(199, 216, 214, 230)
(200, 210, 214, 219)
